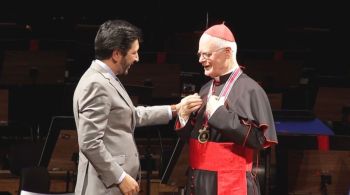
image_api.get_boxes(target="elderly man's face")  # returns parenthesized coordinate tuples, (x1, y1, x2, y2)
(198, 35, 230, 78)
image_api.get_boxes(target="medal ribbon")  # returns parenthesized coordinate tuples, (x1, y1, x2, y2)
(198, 67, 242, 143)
(208, 66, 242, 102)
(203, 66, 242, 132)
(203, 67, 242, 127)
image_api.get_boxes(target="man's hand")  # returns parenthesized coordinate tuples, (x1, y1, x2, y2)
(206, 95, 224, 118)
(119, 174, 139, 195)
(178, 93, 203, 120)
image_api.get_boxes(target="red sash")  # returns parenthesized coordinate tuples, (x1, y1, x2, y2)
(189, 138, 253, 195)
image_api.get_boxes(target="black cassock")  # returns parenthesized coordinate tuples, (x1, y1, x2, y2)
(176, 71, 278, 195)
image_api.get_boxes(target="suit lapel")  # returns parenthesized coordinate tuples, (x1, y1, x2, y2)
(91, 62, 134, 108)
(110, 77, 137, 130)
(91, 62, 136, 130)
(109, 77, 134, 108)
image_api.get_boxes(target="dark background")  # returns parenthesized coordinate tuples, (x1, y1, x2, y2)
(1, 2, 350, 132)
(1, 1, 349, 77)
(1, 3, 350, 195)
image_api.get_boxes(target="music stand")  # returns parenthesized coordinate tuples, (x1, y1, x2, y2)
(39, 116, 77, 168)
(38, 116, 77, 192)
(160, 138, 189, 188)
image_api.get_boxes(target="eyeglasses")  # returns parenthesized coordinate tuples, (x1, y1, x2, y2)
(197, 47, 226, 59)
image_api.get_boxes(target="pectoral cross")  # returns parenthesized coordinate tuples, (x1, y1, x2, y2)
(198, 125, 209, 143)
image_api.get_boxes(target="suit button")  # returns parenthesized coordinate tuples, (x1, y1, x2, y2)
(135, 153, 138, 157)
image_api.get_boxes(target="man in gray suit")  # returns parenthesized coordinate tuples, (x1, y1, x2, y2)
(73, 19, 202, 195)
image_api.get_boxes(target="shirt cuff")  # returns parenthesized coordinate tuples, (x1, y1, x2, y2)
(117, 171, 126, 184)
(178, 115, 188, 127)
(167, 106, 173, 119)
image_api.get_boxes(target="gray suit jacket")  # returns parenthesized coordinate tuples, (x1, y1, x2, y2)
(73, 61, 170, 195)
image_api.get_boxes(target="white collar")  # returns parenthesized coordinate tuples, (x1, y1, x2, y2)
(95, 59, 117, 79)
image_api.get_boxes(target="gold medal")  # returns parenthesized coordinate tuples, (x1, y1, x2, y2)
(198, 126, 209, 143)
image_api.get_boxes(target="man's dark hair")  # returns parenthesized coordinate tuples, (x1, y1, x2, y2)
(94, 19, 142, 60)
